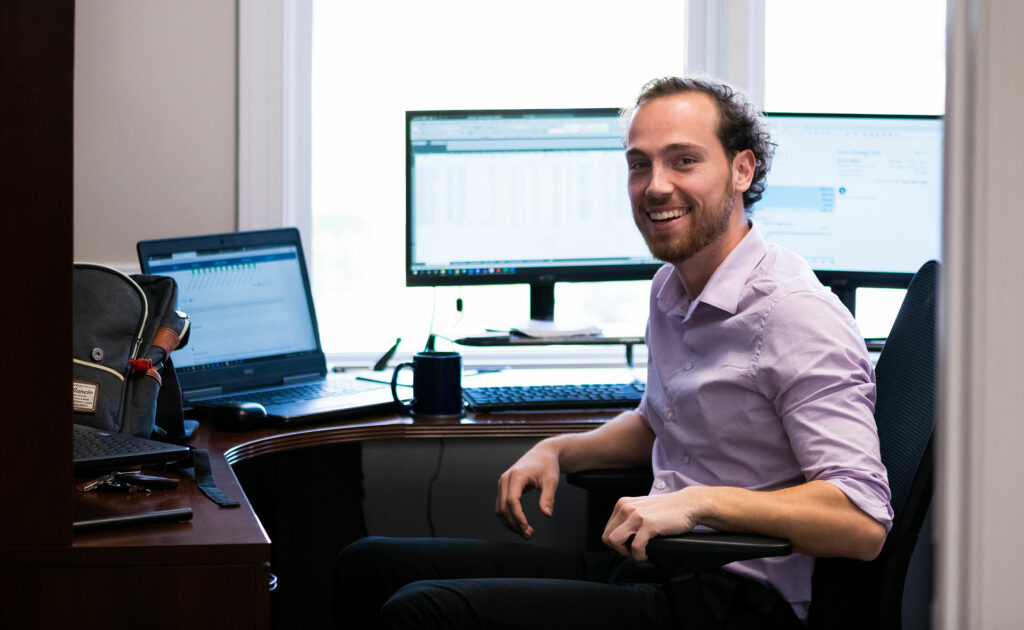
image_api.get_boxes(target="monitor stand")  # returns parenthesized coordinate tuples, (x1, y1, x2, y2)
(529, 282, 556, 322)
(523, 280, 602, 338)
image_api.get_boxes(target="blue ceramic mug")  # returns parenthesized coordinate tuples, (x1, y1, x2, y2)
(391, 351, 463, 418)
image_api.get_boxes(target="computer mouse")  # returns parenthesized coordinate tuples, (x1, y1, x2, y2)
(199, 402, 268, 432)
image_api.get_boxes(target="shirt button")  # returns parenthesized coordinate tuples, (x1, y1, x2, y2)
(655, 480, 666, 490)
(683, 361, 694, 370)
(683, 456, 692, 465)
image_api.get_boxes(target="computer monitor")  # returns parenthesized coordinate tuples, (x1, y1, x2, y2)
(406, 108, 655, 322)
(753, 113, 944, 312)
(405, 108, 943, 322)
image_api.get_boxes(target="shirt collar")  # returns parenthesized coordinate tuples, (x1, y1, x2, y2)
(656, 221, 768, 318)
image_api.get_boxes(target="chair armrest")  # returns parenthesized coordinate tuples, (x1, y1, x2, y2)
(646, 531, 793, 573)
(567, 469, 793, 572)
(565, 467, 654, 495)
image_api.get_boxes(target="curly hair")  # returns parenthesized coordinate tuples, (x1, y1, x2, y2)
(624, 75, 775, 211)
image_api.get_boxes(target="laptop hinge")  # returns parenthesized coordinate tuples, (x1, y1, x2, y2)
(186, 386, 224, 400)
(282, 373, 321, 385)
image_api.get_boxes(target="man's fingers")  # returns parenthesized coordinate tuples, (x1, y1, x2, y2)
(495, 471, 533, 538)
(628, 531, 650, 562)
(601, 497, 649, 558)
(495, 476, 516, 532)
(538, 473, 558, 516)
(602, 520, 633, 557)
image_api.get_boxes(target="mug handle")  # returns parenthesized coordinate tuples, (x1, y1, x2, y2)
(390, 361, 414, 413)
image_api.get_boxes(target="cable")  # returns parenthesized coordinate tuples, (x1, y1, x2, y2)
(372, 337, 401, 371)
(426, 438, 445, 537)
(424, 287, 438, 351)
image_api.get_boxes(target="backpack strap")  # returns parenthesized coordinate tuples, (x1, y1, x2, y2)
(180, 448, 240, 508)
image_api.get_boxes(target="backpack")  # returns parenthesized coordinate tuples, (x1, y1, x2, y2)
(72, 263, 191, 440)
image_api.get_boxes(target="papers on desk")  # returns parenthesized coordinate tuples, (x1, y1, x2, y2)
(510, 320, 602, 339)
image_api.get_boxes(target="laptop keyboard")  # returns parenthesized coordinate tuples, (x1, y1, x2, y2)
(73, 423, 190, 474)
(73, 424, 180, 458)
(204, 379, 382, 407)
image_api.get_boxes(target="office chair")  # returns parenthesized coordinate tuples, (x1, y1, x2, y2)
(567, 260, 939, 630)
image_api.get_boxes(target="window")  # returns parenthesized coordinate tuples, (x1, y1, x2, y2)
(298, 1, 947, 359)
(310, 0, 685, 359)
(765, 0, 946, 116)
(764, 0, 946, 335)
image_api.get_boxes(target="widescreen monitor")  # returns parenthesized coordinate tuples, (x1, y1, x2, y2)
(751, 113, 943, 309)
(405, 108, 943, 321)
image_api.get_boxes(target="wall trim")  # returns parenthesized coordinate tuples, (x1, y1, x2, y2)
(684, 0, 765, 110)
(237, 0, 312, 263)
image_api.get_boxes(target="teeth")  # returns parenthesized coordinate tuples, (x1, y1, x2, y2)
(649, 208, 689, 221)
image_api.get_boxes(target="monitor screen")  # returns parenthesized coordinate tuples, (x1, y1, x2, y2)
(753, 113, 943, 285)
(405, 108, 943, 320)
(406, 108, 657, 320)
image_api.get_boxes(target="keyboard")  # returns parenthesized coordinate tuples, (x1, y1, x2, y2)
(462, 382, 645, 412)
(73, 424, 190, 472)
(201, 379, 381, 406)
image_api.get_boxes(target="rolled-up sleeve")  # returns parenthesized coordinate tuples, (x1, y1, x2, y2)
(756, 290, 894, 531)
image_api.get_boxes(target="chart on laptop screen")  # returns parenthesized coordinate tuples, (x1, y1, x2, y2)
(145, 245, 317, 369)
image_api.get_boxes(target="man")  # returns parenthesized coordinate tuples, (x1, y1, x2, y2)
(336, 76, 892, 629)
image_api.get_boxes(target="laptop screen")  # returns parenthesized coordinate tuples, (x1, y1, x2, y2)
(139, 228, 329, 397)
(143, 242, 318, 371)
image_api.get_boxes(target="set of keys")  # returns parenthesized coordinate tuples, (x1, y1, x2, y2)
(77, 471, 180, 493)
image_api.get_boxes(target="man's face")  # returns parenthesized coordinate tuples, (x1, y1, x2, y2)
(625, 92, 745, 265)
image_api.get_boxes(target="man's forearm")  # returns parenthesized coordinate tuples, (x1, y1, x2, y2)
(692, 480, 887, 561)
(549, 411, 655, 474)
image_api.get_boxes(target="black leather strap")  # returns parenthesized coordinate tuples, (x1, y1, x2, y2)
(190, 448, 239, 508)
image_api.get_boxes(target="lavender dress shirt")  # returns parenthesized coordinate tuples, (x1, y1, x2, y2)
(635, 223, 893, 621)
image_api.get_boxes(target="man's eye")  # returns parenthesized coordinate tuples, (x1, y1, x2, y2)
(676, 157, 696, 166)
(628, 160, 650, 171)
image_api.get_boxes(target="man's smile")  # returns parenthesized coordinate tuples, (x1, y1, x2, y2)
(646, 206, 692, 223)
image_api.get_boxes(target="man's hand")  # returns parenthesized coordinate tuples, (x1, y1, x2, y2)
(495, 440, 561, 538)
(601, 487, 707, 561)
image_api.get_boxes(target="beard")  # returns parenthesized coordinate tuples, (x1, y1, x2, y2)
(633, 178, 736, 265)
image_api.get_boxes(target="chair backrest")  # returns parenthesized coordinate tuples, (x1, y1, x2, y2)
(808, 260, 939, 630)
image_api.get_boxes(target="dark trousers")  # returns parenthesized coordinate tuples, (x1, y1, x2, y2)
(334, 536, 803, 630)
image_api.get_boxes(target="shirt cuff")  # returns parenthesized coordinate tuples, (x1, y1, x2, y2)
(824, 476, 895, 532)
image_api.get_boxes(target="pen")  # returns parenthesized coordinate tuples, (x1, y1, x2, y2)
(357, 376, 410, 387)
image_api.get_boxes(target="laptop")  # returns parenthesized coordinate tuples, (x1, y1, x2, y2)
(74, 423, 191, 474)
(137, 228, 395, 425)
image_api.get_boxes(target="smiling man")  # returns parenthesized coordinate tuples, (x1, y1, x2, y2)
(336, 76, 892, 630)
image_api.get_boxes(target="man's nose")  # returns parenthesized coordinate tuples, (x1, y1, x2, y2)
(646, 163, 672, 199)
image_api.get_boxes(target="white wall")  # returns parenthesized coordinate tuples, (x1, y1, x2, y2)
(73, 0, 237, 270)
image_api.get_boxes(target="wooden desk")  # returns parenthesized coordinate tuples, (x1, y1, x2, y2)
(203, 408, 615, 629)
(0, 440, 271, 629)
(1, 408, 616, 629)
(198, 409, 611, 465)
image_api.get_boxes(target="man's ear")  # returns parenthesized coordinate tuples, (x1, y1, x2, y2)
(732, 149, 756, 193)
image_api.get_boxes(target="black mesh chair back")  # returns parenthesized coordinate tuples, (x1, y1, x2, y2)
(808, 260, 939, 629)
